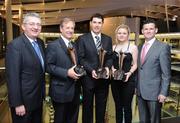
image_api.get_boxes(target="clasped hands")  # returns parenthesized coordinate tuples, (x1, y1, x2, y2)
(112, 68, 132, 82)
(92, 67, 109, 79)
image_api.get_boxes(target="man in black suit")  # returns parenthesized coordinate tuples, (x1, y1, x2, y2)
(76, 13, 112, 123)
(46, 17, 81, 123)
(5, 13, 45, 123)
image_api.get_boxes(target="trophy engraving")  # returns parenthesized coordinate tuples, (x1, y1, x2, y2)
(68, 42, 86, 76)
(96, 48, 108, 79)
(113, 51, 126, 81)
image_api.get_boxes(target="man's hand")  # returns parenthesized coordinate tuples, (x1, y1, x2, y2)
(15, 105, 26, 116)
(92, 70, 98, 79)
(158, 94, 167, 103)
(68, 65, 80, 80)
(124, 71, 132, 82)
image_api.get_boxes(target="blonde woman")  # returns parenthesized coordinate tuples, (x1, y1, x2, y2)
(111, 24, 138, 123)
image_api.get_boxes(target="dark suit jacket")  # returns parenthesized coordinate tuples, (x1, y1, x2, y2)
(137, 39, 171, 101)
(46, 37, 79, 103)
(5, 33, 45, 111)
(76, 33, 112, 89)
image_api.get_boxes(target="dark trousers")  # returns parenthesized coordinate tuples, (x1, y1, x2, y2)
(138, 96, 161, 123)
(82, 79, 109, 123)
(11, 106, 42, 123)
(52, 85, 80, 123)
(111, 80, 135, 123)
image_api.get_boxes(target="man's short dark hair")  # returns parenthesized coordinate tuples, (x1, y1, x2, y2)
(90, 13, 104, 22)
(142, 19, 157, 28)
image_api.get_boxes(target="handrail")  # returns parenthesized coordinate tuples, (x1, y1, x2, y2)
(0, 67, 5, 70)
(0, 94, 8, 107)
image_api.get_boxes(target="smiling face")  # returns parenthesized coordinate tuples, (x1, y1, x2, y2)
(22, 16, 41, 40)
(60, 21, 75, 40)
(142, 23, 158, 41)
(90, 17, 103, 34)
(116, 28, 129, 43)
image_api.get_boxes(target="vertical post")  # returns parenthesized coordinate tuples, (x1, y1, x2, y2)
(165, 0, 170, 32)
(19, 6, 23, 33)
(134, 17, 140, 45)
(5, 0, 13, 44)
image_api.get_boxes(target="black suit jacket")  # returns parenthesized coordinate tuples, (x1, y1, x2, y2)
(46, 37, 79, 103)
(76, 33, 112, 89)
(5, 33, 45, 111)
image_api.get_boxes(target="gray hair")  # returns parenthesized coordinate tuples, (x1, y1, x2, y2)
(23, 13, 41, 24)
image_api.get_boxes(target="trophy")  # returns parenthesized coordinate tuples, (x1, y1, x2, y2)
(113, 51, 126, 81)
(96, 48, 108, 79)
(68, 42, 86, 76)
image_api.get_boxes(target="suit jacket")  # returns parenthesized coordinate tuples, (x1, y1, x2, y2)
(5, 33, 45, 111)
(137, 39, 171, 101)
(46, 37, 79, 103)
(76, 33, 112, 89)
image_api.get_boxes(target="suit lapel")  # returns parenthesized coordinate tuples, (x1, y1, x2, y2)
(58, 37, 69, 55)
(58, 37, 75, 65)
(88, 33, 99, 54)
(138, 45, 143, 65)
(101, 34, 105, 49)
(22, 34, 41, 63)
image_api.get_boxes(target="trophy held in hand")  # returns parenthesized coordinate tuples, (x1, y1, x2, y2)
(96, 48, 108, 79)
(113, 51, 126, 81)
(68, 42, 86, 76)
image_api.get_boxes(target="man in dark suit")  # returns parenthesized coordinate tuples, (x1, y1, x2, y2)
(137, 19, 171, 123)
(76, 13, 112, 123)
(5, 13, 45, 123)
(46, 17, 81, 123)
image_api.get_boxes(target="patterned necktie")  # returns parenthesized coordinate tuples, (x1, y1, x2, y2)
(141, 42, 149, 64)
(32, 41, 44, 69)
(95, 36, 102, 51)
(68, 41, 73, 49)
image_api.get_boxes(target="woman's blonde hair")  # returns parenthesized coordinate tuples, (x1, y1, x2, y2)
(115, 24, 131, 44)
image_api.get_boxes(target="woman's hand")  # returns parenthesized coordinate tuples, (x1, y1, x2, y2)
(124, 71, 132, 82)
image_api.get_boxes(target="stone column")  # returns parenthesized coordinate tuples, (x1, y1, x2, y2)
(5, 0, 13, 43)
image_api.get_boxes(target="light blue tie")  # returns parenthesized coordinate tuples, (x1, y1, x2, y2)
(32, 41, 44, 69)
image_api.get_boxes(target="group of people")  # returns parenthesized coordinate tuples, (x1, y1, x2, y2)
(5, 12, 171, 123)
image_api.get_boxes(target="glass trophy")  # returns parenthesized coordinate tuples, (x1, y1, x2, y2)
(68, 42, 86, 76)
(113, 51, 126, 81)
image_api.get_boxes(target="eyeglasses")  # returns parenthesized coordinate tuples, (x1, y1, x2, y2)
(24, 22, 41, 27)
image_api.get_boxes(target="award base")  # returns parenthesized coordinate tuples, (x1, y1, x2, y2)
(74, 65, 86, 76)
(113, 70, 125, 81)
(96, 68, 108, 79)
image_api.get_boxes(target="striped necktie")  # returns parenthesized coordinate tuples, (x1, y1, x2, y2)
(95, 36, 102, 51)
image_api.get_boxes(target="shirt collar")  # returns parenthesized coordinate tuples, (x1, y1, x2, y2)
(24, 33, 37, 43)
(60, 35, 70, 47)
(145, 37, 155, 46)
(91, 31, 101, 39)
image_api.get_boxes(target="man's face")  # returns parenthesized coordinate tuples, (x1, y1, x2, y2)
(22, 16, 41, 39)
(90, 17, 103, 34)
(60, 21, 75, 40)
(141, 23, 158, 41)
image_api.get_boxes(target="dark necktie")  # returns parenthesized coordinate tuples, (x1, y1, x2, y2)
(95, 36, 102, 51)
(32, 41, 44, 69)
